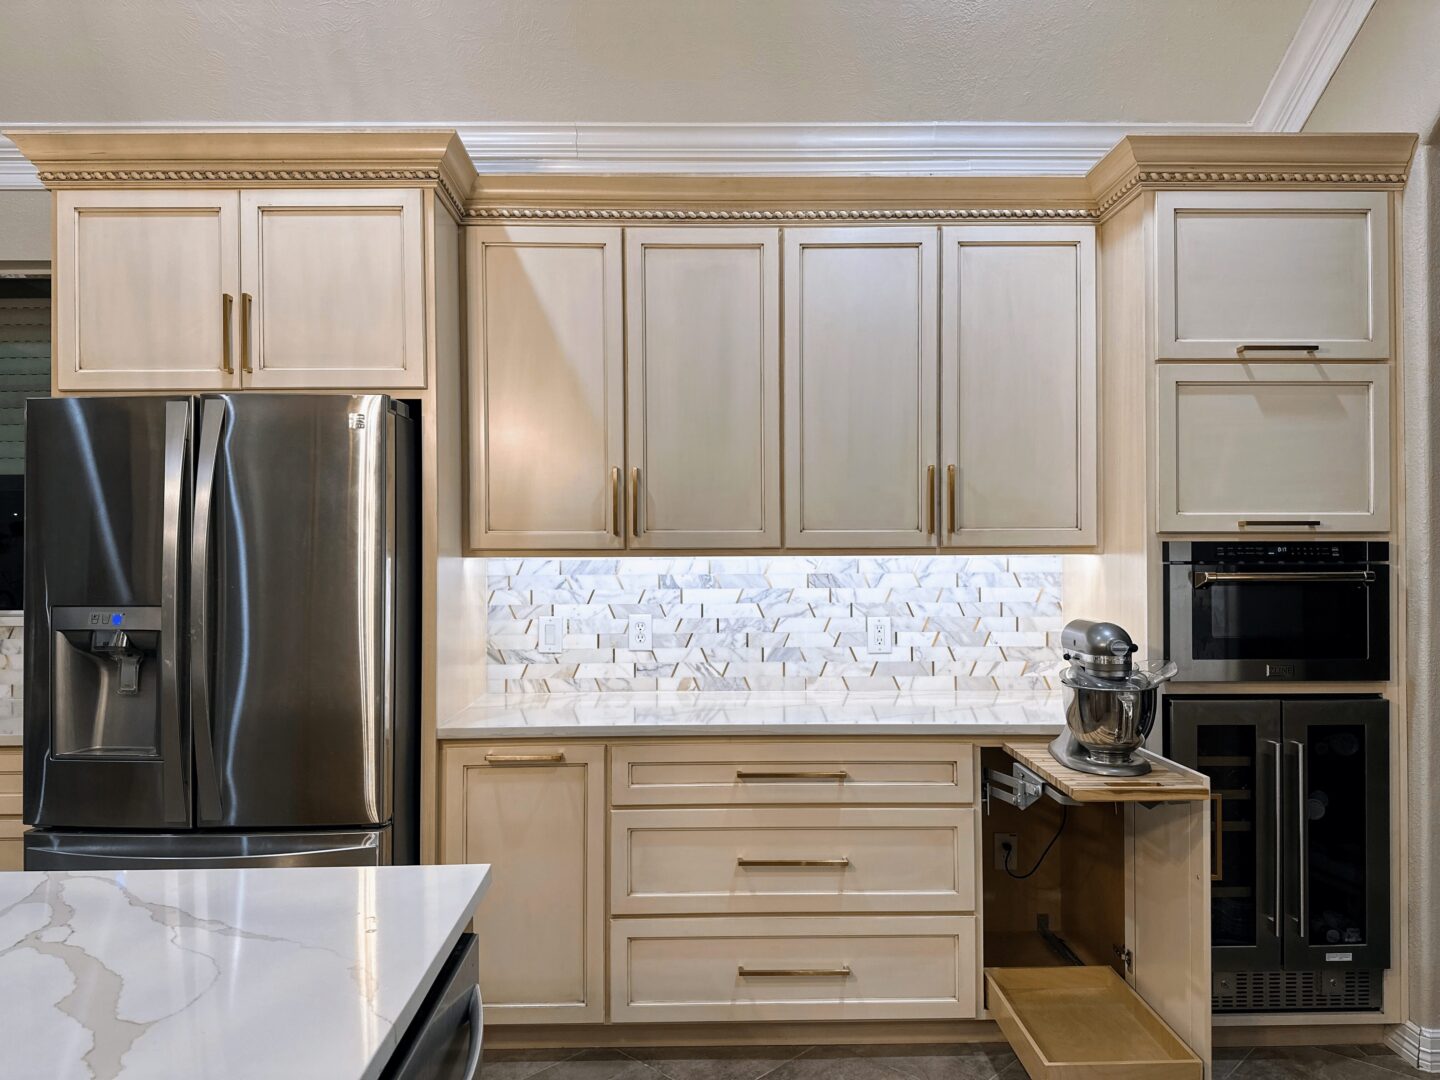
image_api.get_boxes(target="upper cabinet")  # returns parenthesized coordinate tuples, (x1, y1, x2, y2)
(940, 225, 1096, 547)
(625, 228, 781, 549)
(783, 227, 940, 549)
(467, 226, 625, 550)
(1156, 191, 1391, 361)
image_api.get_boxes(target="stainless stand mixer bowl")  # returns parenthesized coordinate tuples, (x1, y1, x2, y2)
(1050, 620, 1177, 777)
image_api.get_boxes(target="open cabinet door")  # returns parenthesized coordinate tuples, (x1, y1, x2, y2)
(1129, 798, 1213, 1074)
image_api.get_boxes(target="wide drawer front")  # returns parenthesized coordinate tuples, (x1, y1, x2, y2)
(0, 792, 19, 816)
(612, 807, 976, 914)
(611, 741, 975, 806)
(611, 915, 978, 1022)
(0, 772, 21, 796)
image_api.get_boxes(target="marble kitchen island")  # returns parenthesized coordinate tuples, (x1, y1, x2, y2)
(0, 864, 491, 1080)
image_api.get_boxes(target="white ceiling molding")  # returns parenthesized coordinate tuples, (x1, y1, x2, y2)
(0, 0, 1374, 188)
(1250, 0, 1376, 132)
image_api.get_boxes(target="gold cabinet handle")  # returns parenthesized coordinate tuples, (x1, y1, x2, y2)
(1236, 344, 1319, 355)
(946, 464, 957, 534)
(926, 465, 936, 534)
(239, 292, 254, 374)
(221, 294, 234, 374)
(737, 858, 850, 868)
(484, 752, 566, 765)
(629, 466, 642, 537)
(738, 966, 851, 978)
(1211, 793, 1224, 882)
(735, 770, 848, 782)
(611, 466, 622, 538)
(1237, 520, 1321, 529)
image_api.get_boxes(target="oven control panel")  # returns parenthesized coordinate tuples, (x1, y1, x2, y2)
(1165, 541, 1387, 565)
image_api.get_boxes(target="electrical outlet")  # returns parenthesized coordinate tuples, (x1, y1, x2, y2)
(994, 833, 1018, 871)
(627, 614, 653, 650)
(865, 616, 893, 655)
(537, 615, 564, 654)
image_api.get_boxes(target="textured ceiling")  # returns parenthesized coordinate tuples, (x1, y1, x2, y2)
(0, 0, 1310, 125)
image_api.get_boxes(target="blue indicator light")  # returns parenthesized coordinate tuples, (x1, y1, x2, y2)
(110, 613, 124, 626)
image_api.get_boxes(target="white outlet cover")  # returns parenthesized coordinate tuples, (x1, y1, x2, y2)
(627, 614, 653, 651)
(537, 616, 564, 654)
(866, 616, 892, 655)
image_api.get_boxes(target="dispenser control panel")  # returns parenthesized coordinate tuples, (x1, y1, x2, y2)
(87, 612, 126, 628)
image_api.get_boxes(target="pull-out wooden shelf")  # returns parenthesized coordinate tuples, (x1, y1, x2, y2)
(986, 967, 1202, 1080)
(1002, 740, 1210, 803)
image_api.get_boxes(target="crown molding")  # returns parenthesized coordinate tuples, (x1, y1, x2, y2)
(1251, 0, 1376, 133)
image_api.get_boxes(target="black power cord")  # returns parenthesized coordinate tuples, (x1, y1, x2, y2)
(1002, 804, 1069, 880)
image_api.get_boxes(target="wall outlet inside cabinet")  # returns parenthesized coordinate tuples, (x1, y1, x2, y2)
(538, 616, 564, 654)
(627, 614, 653, 651)
(866, 616, 892, 655)
(994, 833, 1018, 871)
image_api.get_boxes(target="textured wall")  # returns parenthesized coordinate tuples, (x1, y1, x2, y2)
(486, 555, 1063, 694)
(0, 627, 20, 729)
(0, 192, 49, 264)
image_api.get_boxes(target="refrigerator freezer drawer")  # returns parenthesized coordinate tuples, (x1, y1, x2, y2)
(23, 827, 391, 869)
(380, 933, 482, 1080)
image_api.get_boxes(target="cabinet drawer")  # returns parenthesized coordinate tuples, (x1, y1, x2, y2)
(0, 838, 20, 871)
(611, 807, 976, 915)
(0, 818, 24, 841)
(0, 748, 23, 774)
(0, 772, 21, 796)
(611, 915, 978, 1022)
(0, 793, 19, 817)
(611, 741, 974, 806)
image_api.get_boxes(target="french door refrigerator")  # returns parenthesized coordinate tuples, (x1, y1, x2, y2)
(22, 394, 418, 868)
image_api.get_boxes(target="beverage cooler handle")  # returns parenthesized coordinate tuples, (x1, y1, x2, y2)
(190, 399, 226, 824)
(1290, 738, 1308, 936)
(1265, 738, 1282, 934)
(160, 403, 190, 824)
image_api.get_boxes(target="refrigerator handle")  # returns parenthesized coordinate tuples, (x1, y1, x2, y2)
(160, 402, 190, 824)
(190, 399, 225, 824)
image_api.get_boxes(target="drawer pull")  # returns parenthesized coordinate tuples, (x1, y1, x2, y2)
(484, 752, 566, 764)
(737, 858, 850, 868)
(735, 770, 849, 782)
(1236, 520, 1322, 529)
(738, 966, 851, 979)
(1236, 344, 1320, 355)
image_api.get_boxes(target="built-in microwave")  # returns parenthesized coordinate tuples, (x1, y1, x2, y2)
(1164, 541, 1389, 683)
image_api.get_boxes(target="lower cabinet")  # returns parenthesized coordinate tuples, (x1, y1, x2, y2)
(0, 747, 21, 870)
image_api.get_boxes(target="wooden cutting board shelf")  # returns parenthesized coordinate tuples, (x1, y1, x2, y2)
(1002, 739, 1210, 803)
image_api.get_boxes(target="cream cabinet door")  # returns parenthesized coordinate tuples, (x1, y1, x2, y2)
(55, 190, 240, 391)
(784, 227, 939, 548)
(625, 228, 780, 548)
(1157, 190, 1390, 360)
(940, 226, 1096, 547)
(440, 743, 606, 1025)
(238, 189, 425, 389)
(467, 227, 625, 551)
(1157, 363, 1391, 533)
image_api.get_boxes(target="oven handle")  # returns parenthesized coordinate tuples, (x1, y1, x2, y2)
(1191, 570, 1376, 589)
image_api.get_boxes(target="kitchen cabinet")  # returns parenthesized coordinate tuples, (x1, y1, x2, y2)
(624, 228, 781, 549)
(1156, 190, 1391, 360)
(439, 742, 606, 1025)
(1157, 362, 1391, 533)
(940, 225, 1096, 547)
(467, 226, 625, 551)
(783, 227, 939, 548)
(54, 190, 240, 391)
(0, 747, 20, 871)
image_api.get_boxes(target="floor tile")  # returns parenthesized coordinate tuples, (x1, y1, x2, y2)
(1327, 1045, 1432, 1078)
(481, 1048, 585, 1080)
(526, 1049, 665, 1080)
(758, 1046, 912, 1080)
(1232, 1044, 1405, 1079)
(1213, 1045, 1252, 1080)
(848, 1041, 1018, 1080)
(627, 1044, 809, 1080)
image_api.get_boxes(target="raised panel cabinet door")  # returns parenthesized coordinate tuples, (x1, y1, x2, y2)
(940, 225, 1096, 547)
(1157, 362, 1391, 533)
(55, 190, 240, 391)
(440, 743, 606, 1025)
(783, 227, 940, 548)
(625, 228, 781, 549)
(238, 188, 425, 389)
(468, 227, 625, 551)
(1157, 190, 1391, 360)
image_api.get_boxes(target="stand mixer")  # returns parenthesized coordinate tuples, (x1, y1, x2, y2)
(1050, 619, 1177, 777)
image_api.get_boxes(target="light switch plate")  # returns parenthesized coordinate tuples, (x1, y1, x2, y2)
(627, 614, 653, 650)
(866, 616, 892, 655)
(537, 616, 564, 654)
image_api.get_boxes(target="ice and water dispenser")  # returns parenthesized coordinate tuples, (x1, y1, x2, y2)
(50, 606, 163, 758)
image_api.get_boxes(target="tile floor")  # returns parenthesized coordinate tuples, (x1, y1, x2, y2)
(481, 1042, 1432, 1080)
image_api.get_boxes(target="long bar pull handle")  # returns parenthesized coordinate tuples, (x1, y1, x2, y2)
(1236, 344, 1320, 355)
(221, 294, 234, 374)
(630, 467, 642, 538)
(239, 292, 254, 374)
(926, 465, 936, 535)
(611, 466, 622, 538)
(1192, 570, 1375, 588)
(1210, 793, 1224, 882)
(946, 464, 957, 535)
(738, 967, 851, 979)
(1236, 520, 1322, 529)
(485, 752, 566, 765)
(159, 402, 191, 825)
(736, 770, 849, 782)
(1290, 738, 1308, 935)
(738, 858, 850, 868)
(1265, 738, 1282, 932)
(190, 398, 226, 825)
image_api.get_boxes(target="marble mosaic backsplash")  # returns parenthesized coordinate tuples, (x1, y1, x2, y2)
(485, 556, 1064, 694)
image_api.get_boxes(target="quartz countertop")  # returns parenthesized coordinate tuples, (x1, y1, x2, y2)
(439, 690, 1067, 739)
(0, 864, 491, 1080)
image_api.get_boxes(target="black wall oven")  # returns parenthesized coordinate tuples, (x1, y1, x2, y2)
(1164, 541, 1389, 683)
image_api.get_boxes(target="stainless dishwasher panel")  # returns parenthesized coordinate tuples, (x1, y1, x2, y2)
(381, 933, 482, 1080)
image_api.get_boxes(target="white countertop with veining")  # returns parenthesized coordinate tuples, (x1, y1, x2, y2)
(0, 864, 491, 1080)
(439, 690, 1067, 739)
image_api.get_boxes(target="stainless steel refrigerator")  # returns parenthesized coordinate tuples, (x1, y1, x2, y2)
(22, 394, 418, 868)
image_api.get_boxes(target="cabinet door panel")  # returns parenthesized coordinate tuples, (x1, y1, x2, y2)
(440, 743, 606, 1024)
(240, 189, 425, 388)
(626, 228, 780, 548)
(784, 228, 939, 548)
(940, 226, 1096, 547)
(1157, 363, 1390, 533)
(56, 190, 239, 391)
(1157, 191, 1390, 360)
(467, 227, 624, 550)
